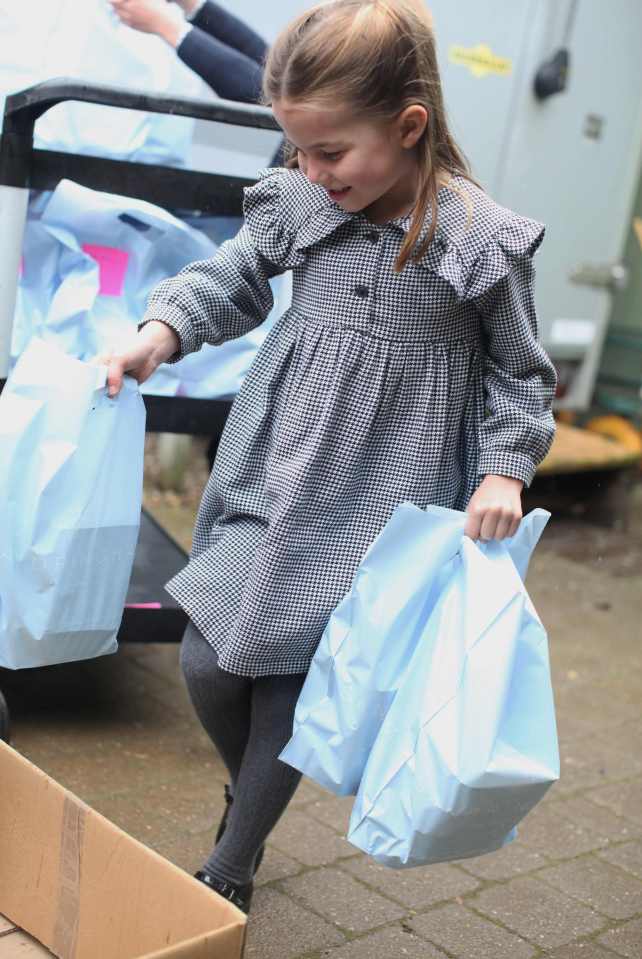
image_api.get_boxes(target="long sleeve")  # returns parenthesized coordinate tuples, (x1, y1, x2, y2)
(177, 27, 264, 102)
(142, 226, 280, 359)
(141, 170, 310, 359)
(190, 0, 268, 65)
(474, 256, 557, 487)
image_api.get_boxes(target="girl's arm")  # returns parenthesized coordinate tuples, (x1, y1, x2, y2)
(145, 226, 281, 355)
(104, 225, 284, 396)
(465, 256, 557, 541)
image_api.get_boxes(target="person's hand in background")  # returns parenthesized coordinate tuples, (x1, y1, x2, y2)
(110, 0, 186, 47)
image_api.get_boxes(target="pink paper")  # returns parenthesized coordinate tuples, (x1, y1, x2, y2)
(82, 243, 129, 296)
(125, 602, 162, 609)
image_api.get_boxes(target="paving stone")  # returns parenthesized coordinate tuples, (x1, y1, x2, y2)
(143, 774, 227, 836)
(545, 942, 626, 959)
(318, 925, 447, 958)
(539, 857, 642, 920)
(597, 918, 642, 958)
(280, 867, 406, 933)
(553, 736, 621, 798)
(343, 856, 479, 910)
(253, 846, 304, 886)
(553, 683, 641, 740)
(471, 876, 606, 949)
(597, 840, 642, 880)
(155, 829, 303, 885)
(246, 887, 345, 959)
(603, 717, 642, 756)
(30, 740, 221, 801)
(289, 778, 328, 808)
(519, 797, 640, 859)
(410, 903, 536, 959)
(457, 839, 548, 881)
(89, 792, 189, 846)
(555, 731, 642, 793)
(588, 781, 642, 828)
(152, 830, 213, 873)
(269, 810, 355, 866)
(305, 795, 355, 835)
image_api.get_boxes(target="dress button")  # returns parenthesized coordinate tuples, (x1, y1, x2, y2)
(354, 284, 369, 299)
(366, 231, 380, 244)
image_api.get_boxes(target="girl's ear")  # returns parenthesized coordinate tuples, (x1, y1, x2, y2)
(398, 105, 429, 149)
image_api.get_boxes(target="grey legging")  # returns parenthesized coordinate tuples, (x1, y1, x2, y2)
(180, 620, 306, 886)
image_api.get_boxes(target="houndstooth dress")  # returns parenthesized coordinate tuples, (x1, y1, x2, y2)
(144, 168, 557, 677)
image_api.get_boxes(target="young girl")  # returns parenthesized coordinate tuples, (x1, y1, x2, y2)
(105, 0, 556, 914)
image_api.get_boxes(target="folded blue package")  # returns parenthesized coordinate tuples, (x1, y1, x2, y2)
(280, 503, 467, 796)
(280, 503, 559, 867)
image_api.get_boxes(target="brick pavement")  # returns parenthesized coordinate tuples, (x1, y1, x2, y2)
(2, 515, 641, 959)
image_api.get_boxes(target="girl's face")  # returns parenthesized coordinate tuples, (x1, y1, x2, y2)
(272, 98, 427, 224)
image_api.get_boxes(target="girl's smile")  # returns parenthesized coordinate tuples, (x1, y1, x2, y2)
(327, 186, 352, 201)
(272, 99, 425, 224)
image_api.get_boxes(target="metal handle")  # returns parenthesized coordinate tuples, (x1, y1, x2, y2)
(569, 262, 629, 293)
(2, 78, 280, 137)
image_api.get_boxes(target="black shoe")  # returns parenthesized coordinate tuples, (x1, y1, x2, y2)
(194, 869, 253, 914)
(215, 784, 265, 875)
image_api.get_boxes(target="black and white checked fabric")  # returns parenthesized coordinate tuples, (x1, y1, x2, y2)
(144, 168, 556, 676)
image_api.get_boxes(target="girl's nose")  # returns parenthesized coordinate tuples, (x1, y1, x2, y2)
(305, 160, 327, 186)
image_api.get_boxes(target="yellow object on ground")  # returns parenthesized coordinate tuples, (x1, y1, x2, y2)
(538, 422, 641, 475)
(584, 415, 642, 454)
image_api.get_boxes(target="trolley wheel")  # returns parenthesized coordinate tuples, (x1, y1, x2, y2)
(0, 689, 10, 743)
(584, 415, 642, 455)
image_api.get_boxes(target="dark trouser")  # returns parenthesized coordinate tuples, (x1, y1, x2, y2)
(180, 621, 306, 885)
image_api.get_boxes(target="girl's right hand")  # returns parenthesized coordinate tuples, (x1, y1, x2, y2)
(99, 321, 180, 397)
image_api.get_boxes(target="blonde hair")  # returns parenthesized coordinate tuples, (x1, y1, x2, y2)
(263, 0, 474, 272)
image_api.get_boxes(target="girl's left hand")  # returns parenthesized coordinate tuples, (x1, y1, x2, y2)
(464, 474, 523, 541)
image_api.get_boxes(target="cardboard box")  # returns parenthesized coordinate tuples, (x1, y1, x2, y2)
(0, 741, 246, 959)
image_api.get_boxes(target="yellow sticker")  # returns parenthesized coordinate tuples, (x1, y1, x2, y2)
(449, 43, 513, 78)
(634, 217, 642, 252)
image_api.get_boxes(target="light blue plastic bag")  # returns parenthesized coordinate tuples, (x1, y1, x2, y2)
(0, 338, 146, 669)
(347, 507, 559, 867)
(279, 504, 467, 795)
(280, 504, 555, 796)
(14, 180, 287, 400)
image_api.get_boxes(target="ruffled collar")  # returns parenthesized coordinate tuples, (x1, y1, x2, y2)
(289, 177, 475, 298)
(277, 170, 543, 302)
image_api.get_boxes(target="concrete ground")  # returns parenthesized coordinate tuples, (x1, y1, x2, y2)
(1, 474, 641, 959)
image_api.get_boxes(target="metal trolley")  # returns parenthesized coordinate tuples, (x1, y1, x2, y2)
(0, 80, 280, 739)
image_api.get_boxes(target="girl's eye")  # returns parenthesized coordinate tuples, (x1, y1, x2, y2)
(322, 151, 343, 162)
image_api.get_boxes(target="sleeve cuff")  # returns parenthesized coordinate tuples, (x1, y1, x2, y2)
(138, 311, 202, 364)
(478, 450, 537, 488)
(174, 21, 192, 48)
